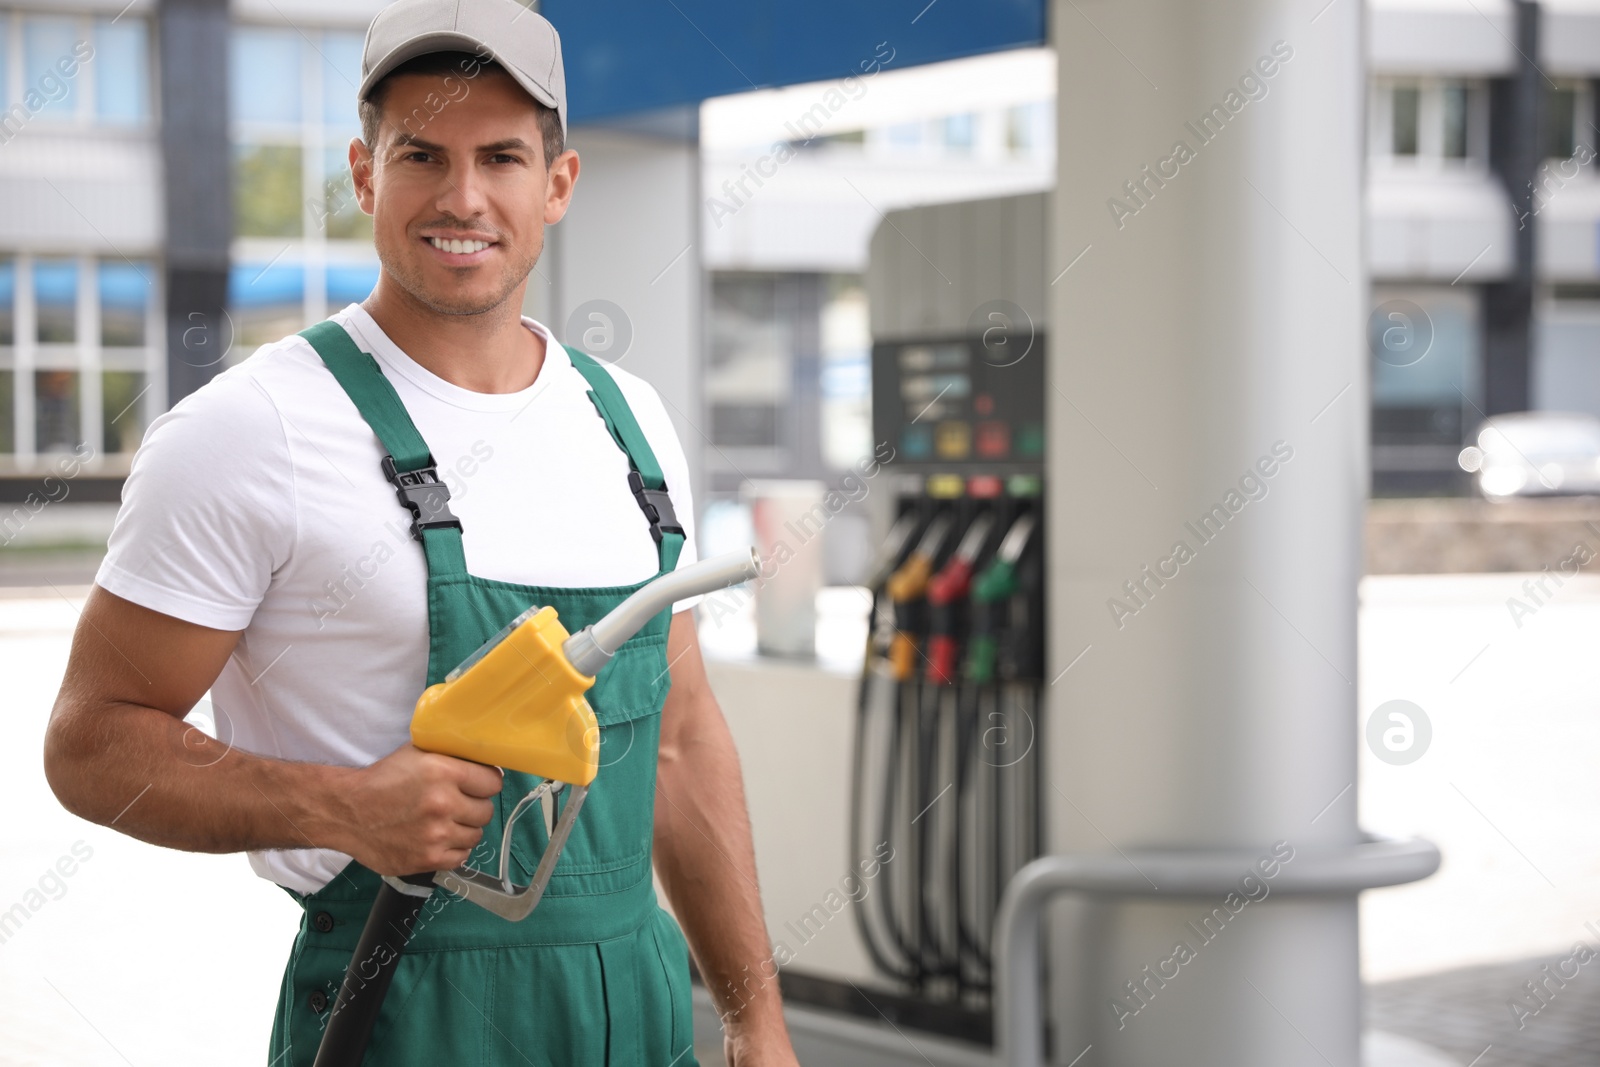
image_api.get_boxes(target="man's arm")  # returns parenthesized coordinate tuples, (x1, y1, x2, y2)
(653, 611, 799, 1066)
(44, 585, 502, 875)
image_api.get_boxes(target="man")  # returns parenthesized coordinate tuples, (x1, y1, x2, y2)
(42, 1, 799, 1063)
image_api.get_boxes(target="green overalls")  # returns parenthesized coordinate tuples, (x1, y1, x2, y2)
(267, 321, 701, 1067)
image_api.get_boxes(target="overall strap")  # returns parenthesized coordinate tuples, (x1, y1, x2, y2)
(564, 346, 685, 573)
(298, 321, 468, 579)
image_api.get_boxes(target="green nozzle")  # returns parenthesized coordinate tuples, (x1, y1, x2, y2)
(973, 558, 1018, 604)
(966, 635, 999, 684)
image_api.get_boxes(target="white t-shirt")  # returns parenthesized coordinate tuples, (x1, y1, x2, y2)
(94, 303, 700, 894)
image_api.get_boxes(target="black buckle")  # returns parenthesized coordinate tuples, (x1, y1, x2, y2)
(628, 470, 683, 546)
(382, 455, 462, 541)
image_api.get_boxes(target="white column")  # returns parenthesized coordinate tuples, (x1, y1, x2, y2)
(1046, 0, 1366, 1063)
(538, 127, 704, 507)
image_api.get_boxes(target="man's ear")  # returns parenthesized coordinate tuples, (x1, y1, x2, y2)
(349, 136, 376, 216)
(544, 148, 580, 225)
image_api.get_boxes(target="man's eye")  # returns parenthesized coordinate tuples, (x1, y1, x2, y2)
(404, 151, 433, 163)
(489, 154, 521, 165)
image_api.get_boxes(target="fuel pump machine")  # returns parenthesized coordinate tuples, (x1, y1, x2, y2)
(719, 193, 1051, 1059)
(851, 190, 1049, 1035)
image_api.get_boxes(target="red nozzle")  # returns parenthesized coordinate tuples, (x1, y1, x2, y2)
(926, 557, 975, 608)
(927, 635, 960, 686)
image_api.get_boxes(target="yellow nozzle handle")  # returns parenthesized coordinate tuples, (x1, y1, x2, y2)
(412, 606, 601, 786)
(410, 550, 763, 786)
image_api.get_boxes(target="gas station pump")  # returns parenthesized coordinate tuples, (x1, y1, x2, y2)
(702, 193, 1054, 1062)
(846, 191, 1051, 1031)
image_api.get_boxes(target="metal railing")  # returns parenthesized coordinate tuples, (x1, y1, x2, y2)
(992, 833, 1441, 1067)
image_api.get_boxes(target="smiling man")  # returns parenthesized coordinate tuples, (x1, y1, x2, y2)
(41, 1, 798, 1064)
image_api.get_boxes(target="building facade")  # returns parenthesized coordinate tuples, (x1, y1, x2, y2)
(0, 0, 1595, 502)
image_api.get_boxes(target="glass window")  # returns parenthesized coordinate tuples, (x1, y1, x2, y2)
(1544, 85, 1577, 160)
(321, 31, 364, 128)
(231, 28, 303, 125)
(99, 261, 149, 347)
(93, 18, 149, 125)
(1371, 288, 1480, 449)
(0, 21, 10, 113)
(322, 144, 371, 240)
(0, 259, 15, 346)
(886, 121, 923, 151)
(0, 373, 15, 454)
(325, 263, 379, 307)
(33, 259, 77, 344)
(1006, 105, 1029, 154)
(230, 261, 305, 350)
(1441, 83, 1468, 159)
(102, 370, 145, 453)
(234, 144, 305, 237)
(1006, 101, 1054, 160)
(820, 276, 871, 470)
(35, 370, 80, 453)
(1391, 85, 1419, 156)
(942, 113, 976, 154)
(709, 273, 787, 449)
(23, 17, 83, 122)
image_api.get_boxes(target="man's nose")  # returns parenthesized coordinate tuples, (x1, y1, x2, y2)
(435, 161, 490, 221)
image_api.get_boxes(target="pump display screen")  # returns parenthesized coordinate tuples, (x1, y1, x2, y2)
(872, 336, 1046, 470)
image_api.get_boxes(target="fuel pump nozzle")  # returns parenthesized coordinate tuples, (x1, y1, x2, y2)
(965, 513, 1035, 685)
(883, 515, 952, 680)
(924, 514, 995, 685)
(402, 548, 761, 920)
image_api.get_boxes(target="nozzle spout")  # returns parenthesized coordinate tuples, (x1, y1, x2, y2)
(562, 548, 760, 677)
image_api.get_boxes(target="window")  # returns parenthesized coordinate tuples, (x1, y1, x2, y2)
(707, 272, 872, 486)
(1372, 80, 1484, 167)
(0, 254, 158, 464)
(820, 277, 871, 470)
(230, 26, 377, 338)
(22, 16, 79, 122)
(234, 144, 304, 238)
(1542, 81, 1588, 161)
(33, 258, 76, 344)
(0, 12, 152, 129)
(883, 121, 924, 153)
(229, 260, 306, 351)
(941, 113, 976, 155)
(93, 18, 149, 124)
(1005, 101, 1054, 159)
(709, 274, 787, 451)
(101, 370, 144, 454)
(1370, 287, 1482, 493)
(0, 260, 14, 346)
(1392, 85, 1419, 156)
(98, 262, 147, 348)
(1441, 84, 1468, 159)
(231, 28, 302, 126)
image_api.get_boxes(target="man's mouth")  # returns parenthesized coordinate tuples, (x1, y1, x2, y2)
(427, 236, 495, 254)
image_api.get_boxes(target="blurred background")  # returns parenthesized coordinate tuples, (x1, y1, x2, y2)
(3, 0, 1600, 1065)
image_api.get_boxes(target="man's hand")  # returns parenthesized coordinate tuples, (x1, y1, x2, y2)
(333, 744, 503, 875)
(45, 586, 496, 865)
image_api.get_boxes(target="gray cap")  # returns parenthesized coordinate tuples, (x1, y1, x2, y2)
(360, 0, 567, 136)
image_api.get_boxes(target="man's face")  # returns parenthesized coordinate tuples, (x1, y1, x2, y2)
(350, 70, 577, 318)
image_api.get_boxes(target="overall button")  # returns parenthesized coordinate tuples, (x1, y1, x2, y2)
(312, 911, 334, 934)
(309, 990, 329, 1013)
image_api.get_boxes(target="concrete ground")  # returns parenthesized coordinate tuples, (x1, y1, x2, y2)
(1, 559, 1596, 1064)
(1368, 952, 1600, 1067)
